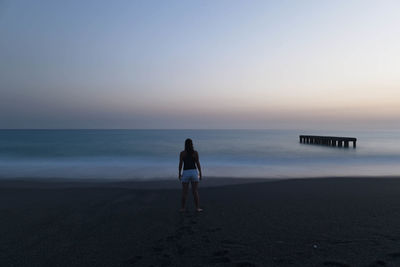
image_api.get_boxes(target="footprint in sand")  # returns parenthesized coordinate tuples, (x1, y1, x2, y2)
(221, 239, 245, 249)
(207, 227, 222, 233)
(209, 248, 231, 264)
(201, 235, 211, 243)
(176, 244, 186, 255)
(212, 250, 229, 257)
(126, 255, 143, 265)
(152, 246, 164, 252)
(209, 239, 257, 266)
(323, 260, 350, 267)
(165, 235, 177, 242)
(158, 257, 172, 267)
(369, 260, 386, 266)
(387, 252, 400, 259)
(178, 225, 191, 231)
(209, 256, 232, 264)
(235, 262, 257, 267)
(221, 239, 237, 244)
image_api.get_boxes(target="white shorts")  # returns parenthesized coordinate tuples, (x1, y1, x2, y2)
(181, 169, 199, 183)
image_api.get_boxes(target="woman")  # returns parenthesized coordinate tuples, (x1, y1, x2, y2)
(179, 138, 202, 212)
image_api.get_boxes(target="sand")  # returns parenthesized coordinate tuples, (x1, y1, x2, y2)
(1, 177, 400, 266)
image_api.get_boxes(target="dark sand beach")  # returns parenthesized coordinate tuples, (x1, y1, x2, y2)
(2, 177, 400, 266)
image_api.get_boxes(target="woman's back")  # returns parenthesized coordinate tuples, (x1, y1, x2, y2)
(182, 150, 197, 170)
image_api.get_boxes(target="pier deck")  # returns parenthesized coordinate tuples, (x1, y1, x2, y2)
(299, 135, 357, 148)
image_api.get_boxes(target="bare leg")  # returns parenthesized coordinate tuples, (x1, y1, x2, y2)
(181, 182, 189, 211)
(191, 181, 202, 211)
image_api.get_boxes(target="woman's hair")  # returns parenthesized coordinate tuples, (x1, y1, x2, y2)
(184, 138, 194, 153)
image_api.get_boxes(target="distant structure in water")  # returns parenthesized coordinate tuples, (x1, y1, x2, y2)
(299, 135, 357, 148)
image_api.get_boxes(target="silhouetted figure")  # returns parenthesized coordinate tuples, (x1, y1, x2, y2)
(179, 138, 202, 212)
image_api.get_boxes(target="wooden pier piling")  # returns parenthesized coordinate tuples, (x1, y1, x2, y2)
(299, 135, 357, 148)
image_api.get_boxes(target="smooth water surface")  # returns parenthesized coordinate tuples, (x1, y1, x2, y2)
(0, 129, 399, 179)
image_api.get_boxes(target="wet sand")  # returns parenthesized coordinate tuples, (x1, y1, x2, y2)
(1, 177, 400, 266)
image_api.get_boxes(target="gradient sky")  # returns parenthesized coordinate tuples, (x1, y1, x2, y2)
(1, 0, 399, 129)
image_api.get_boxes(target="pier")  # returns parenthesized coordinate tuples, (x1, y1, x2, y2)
(299, 135, 357, 148)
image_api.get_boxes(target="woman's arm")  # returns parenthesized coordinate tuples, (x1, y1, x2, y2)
(178, 152, 183, 180)
(195, 151, 202, 180)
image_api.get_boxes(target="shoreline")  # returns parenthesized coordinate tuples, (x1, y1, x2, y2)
(1, 175, 400, 189)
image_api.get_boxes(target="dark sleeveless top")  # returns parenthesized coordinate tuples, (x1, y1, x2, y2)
(183, 151, 196, 170)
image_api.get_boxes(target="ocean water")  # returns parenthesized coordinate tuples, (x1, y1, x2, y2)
(0, 129, 399, 180)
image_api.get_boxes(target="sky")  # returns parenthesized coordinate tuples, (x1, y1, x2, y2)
(0, 0, 399, 129)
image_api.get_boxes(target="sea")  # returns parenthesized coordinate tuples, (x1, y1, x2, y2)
(0, 129, 399, 180)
